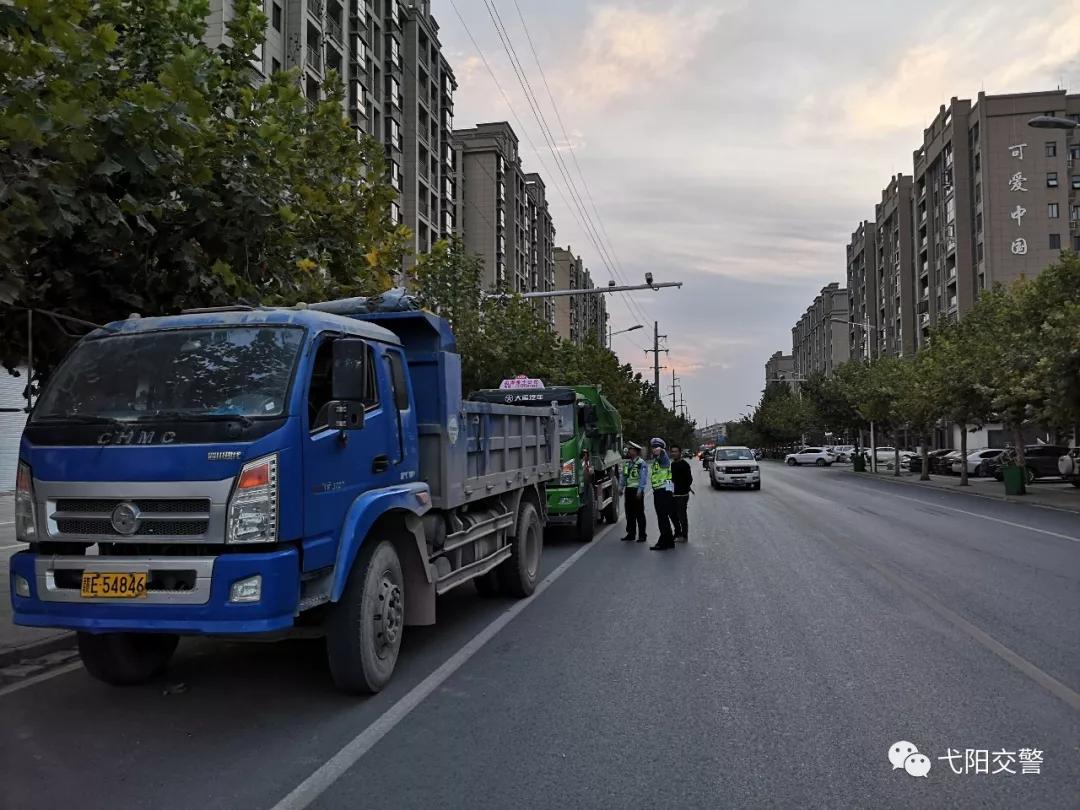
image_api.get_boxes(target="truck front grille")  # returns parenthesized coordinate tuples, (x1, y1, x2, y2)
(49, 498, 212, 539)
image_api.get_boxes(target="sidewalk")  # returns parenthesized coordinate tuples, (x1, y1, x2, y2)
(837, 466, 1080, 514)
(0, 493, 75, 666)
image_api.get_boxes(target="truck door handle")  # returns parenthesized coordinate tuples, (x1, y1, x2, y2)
(372, 455, 391, 473)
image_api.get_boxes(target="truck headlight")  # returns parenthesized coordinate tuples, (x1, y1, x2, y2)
(15, 462, 37, 543)
(227, 454, 278, 544)
(560, 458, 576, 485)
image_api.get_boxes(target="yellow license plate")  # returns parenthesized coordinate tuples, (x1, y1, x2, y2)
(80, 571, 148, 598)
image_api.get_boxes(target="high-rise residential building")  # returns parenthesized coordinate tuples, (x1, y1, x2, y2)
(206, 0, 455, 271)
(764, 351, 795, 388)
(911, 90, 1078, 347)
(452, 122, 556, 323)
(874, 174, 916, 357)
(845, 220, 877, 360)
(791, 282, 850, 378)
(553, 247, 605, 345)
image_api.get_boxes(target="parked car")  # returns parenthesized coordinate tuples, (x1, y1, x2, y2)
(829, 445, 856, 462)
(1058, 448, 1080, 488)
(931, 450, 962, 475)
(784, 447, 835, 466)
(950, 448, 1005, 476)
(990, 445, 1070, 483)
(710, 446, 762, 490)
(908, 448, 954, 474)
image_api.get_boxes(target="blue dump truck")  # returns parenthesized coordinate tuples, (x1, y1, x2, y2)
(10, 299, 560, 693)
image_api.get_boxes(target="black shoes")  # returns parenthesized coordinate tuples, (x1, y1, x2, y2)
(620, 535, 634, 542)
(650, 541, 675, 551)
(637, 537, 647, 543)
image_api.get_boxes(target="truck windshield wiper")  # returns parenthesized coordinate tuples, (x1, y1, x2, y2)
(33, 414, 129, 427)
(134, 410, 254, 427)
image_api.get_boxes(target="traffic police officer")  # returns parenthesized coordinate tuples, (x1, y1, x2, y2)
(648, 437, 676, 550)
(620, 442, 648, 543)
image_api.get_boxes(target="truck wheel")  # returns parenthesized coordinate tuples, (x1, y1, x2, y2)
(77, 631, 179, 686)
(575, 486, 596, 543)
(601, 479, 619, 524)
(326, 539, 404, 694)
(499, 501, 542, 597)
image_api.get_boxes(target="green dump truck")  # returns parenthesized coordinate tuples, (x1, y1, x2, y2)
(470, 380, 623, 542)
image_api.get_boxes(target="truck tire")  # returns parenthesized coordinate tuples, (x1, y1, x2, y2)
(498, 501, 542, 597)
(601, 477, 619, 524)
(575, 485, 596, 543)
(326, 539, 404, 694)
(77, 631, 179, 686)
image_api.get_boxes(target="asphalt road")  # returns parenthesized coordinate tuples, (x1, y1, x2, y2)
(2, 462, 1078, 809)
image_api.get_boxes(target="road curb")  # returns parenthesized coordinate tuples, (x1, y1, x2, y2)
(835, 467, 1080, 516)
(0, 632, 76, 668)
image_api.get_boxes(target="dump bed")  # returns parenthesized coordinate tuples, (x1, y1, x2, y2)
(346, 309, 559, 509)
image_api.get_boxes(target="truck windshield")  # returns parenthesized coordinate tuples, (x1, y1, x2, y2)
(32, 326, 304, 422)
(557, 402, 576, 441)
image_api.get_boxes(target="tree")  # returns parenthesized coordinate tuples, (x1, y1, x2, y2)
(0, 0, 405, 394)
(752, 382, 811, 451)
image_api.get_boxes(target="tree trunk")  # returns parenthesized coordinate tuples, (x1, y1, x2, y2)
(959, 422, 969, 486)
(920, 438, 930, 481)
(1013, 424, 1027, 481)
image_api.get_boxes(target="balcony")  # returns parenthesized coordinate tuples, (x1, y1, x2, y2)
(305, 47, 322, 73)
(326, 16, 343, 44)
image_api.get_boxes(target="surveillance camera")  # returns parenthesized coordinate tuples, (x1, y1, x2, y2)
(645, 272, 654, 286)
(608, 279, 616, 287)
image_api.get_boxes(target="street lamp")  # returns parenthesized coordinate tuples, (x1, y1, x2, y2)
(1027, 115, 1079, 130)
(608, 323, 643, 344)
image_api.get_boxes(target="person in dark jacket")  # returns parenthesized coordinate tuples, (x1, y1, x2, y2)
(670, 444, 692, 542)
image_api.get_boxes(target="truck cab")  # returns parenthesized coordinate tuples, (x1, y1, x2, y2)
(12, 303, 559, 693)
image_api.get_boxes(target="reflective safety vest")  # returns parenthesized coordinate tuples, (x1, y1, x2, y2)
(650, 459, 672, 490)
(623, 458, 643, 487)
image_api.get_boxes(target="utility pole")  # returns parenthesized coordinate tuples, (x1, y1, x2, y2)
(670, 369, 678, 409)
(644, 321, 668, 403)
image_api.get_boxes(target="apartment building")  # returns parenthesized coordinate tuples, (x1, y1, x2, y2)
(845, 220, 878, 360)
(911, 90, 1078, 347)
(791, 282, 850, 378)
(205, 0, 455, 270)
(764, 351, 795, 388)
(553, 247, 606, 345)
(452, 122, 556, 324)
(874, 174, 916, 357)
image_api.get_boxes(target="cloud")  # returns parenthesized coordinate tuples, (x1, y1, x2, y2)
(797, 1, 1080, 140)
(554, 3, 725, 110)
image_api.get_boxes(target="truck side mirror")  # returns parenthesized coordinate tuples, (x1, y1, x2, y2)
(332, 338, 369, 402)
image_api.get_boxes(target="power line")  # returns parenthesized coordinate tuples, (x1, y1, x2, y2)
(505, 0, 650, 327)
(447, 0, 644, 333)
(481, 0, 650, 329)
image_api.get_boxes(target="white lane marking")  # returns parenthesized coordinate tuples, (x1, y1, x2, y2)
(271, 524, 615, 810)
(0, 661, 82, 698)
(0, 543, 28, 551)
(0, 521, 16, 526)
(845, 484, 1080, 543)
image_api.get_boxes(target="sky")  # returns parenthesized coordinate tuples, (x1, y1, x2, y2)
(437, 0, 1080, 425)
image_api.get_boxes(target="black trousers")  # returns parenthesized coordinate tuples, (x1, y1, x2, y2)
(624, 489, 646, 540)
(672, 493, 689, 538)
(652, 489, 674, 544)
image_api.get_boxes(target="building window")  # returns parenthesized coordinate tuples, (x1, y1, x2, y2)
(272, 2, 282, 31)
(1049, 202, 1059, 219)
(271, 57, 281, 73)
(1074, 235, 1080, 252)
(975, 211, 982, 233)
(1072, 204, 1080, 221)
(1046, 141, 1057, 158)
(1047, 172, 1059, 188)
(1072, 175, 1080, 190)
(976, 241, 983, 262)
(1049, 233, 1061, 250)
(1071, 145, 1080, 161)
